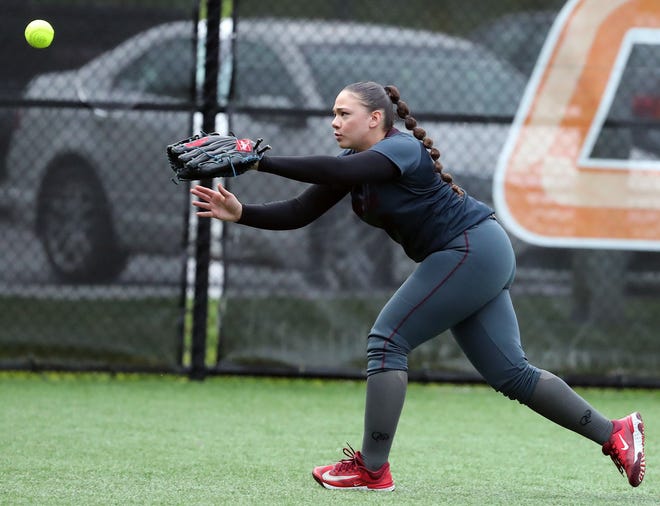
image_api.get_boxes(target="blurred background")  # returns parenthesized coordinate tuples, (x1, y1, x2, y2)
(0, 0, 658, 385)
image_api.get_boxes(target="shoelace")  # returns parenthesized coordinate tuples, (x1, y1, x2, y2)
(608, 449, 625, 476)
(604, 437, 626, 476)
(334, 443, 361, 473)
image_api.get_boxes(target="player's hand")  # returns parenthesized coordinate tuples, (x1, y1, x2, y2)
(190, 183, 243, 222)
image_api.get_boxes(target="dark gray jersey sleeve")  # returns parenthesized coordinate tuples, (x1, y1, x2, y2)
(257, 150, 400, 185)
(237, 184, 349, 230)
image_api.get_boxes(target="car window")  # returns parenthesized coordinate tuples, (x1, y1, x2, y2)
(114, 36, 194, 100)
(467, 11, 556, 77)
(232, 40, 302, 108)
(300, 43, 524, 117)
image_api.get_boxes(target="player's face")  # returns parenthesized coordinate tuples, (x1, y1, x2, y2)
(332, 90, 380, 152)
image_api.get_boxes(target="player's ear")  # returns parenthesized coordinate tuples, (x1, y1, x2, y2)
(369, 109, 383, 128)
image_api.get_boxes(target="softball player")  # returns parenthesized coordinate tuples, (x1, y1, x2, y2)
(190, 81, 645, 491)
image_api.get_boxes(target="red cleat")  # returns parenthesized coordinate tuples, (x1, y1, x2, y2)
(312, 444, 395, 491)
(602, 412, 646, 487)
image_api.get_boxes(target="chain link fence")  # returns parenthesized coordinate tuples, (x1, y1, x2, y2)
(1, 0, 659, 383)
(0, 0, 196, 370)
(216, 0, 660, 383)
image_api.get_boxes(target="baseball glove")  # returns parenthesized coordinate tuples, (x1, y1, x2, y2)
(167, 132, 271, 182)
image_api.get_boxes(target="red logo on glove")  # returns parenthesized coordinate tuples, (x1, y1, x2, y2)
(184, 136, 210, 148)
(235, 139, 253, 152)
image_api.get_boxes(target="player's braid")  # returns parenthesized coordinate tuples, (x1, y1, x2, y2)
(383, 85, 463, 196)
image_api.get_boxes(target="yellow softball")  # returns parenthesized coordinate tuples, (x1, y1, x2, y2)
(25, 19, 54, 49)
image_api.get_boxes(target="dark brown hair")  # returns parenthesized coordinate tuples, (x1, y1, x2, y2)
(343, 81, 463, 195)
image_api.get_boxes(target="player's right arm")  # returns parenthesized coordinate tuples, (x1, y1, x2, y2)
(191, 182, 349, 230)
(238, 184, 349, 230)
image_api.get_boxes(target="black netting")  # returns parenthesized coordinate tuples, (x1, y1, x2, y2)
(0, 0, 195, 370)
(216, 0, 660, 382)
(1, 0, 659, 382)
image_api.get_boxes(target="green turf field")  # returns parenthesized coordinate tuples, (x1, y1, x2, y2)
(0, 373, 657, 505)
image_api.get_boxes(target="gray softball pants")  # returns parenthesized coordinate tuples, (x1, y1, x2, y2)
(367, 216, 541, 403)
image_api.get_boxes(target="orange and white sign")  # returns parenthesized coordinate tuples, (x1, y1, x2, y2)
(494, 0, 660, 250)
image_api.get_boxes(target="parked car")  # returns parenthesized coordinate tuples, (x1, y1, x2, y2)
(215, 18, 529, 289)
(3, 21, 197, 282)
(3, 19, 527, 285)
(467, 9, 557, 78)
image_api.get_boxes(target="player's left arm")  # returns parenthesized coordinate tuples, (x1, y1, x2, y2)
(258, 151, 399, 186)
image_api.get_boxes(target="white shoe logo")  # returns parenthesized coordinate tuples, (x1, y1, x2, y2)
(618, 434, 630, 451)
(322, 470, 359, 483)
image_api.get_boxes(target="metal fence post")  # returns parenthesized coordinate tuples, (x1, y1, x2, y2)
(190, 0, 222, 380)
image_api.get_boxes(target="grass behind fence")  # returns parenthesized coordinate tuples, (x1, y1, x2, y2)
(0, 373, 658, 505)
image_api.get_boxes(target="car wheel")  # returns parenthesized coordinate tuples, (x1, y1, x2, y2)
(37, 161, 127, 283)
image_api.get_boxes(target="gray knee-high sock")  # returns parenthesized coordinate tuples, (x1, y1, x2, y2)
(525, 369, 613, 444)
(361, 370, 407, 471)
